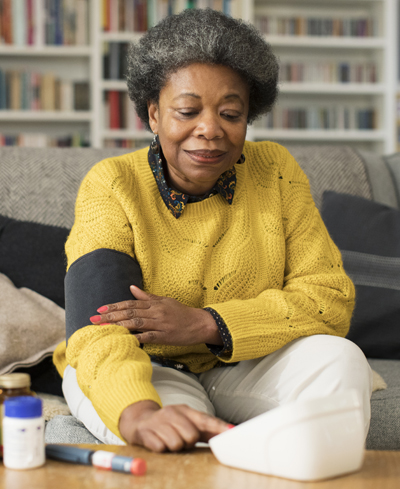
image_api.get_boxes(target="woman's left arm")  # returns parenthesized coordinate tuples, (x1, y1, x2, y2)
(203, 149, 356, 362)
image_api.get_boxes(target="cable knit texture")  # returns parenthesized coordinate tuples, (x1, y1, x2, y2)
(56, 140, 355, 440)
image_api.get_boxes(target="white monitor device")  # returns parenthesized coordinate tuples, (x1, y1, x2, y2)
(209, 389, 365, 481)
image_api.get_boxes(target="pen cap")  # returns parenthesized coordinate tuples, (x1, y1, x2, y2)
(4, 396, 42, 418)
(130, 458, 147, 476)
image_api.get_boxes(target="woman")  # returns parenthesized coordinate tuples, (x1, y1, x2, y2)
(54, 8, 372, 453)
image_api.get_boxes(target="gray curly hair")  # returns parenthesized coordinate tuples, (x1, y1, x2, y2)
(126, 8, 279, 130)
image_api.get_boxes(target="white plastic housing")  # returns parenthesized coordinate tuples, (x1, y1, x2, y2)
(209, 390, 365, 481)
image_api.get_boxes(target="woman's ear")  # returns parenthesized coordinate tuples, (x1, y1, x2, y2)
(147, 101, 159, 134)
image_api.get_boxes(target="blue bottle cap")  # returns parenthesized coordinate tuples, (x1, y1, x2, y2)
(4, 396, 42, 418)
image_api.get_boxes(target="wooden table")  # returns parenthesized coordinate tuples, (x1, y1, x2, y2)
(1, 445, 400, 489)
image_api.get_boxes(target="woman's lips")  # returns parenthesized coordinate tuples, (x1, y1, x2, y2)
(184, 149, 227, 164)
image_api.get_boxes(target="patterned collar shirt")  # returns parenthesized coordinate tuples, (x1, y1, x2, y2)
(148, 145, 237, 219)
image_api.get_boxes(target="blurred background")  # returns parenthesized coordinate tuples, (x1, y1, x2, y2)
(0, 0, 398, 154)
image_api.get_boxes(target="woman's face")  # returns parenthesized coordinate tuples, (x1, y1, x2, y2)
(148, 63, 249, 196)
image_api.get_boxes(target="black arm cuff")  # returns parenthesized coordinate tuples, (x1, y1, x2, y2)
(65, 248, 143, 341)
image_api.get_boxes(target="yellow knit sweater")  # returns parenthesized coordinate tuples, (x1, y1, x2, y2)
(54, 140, 355, 441)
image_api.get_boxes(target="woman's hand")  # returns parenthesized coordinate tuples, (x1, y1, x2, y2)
(119, 400, 232, 452)
(90, 286, 223, 346)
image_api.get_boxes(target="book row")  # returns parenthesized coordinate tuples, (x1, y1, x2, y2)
(103, 41, 379, 85)
(103, 42, 129, 80)
(102, 0, 241, 32)
(0, 132, 90, 147)
(279, 62, 378, 84)
(0, 0, 89, 46)
(104, 90, 144, 130)
(0, 70, 90, 111)
(256, 107, 376, 130)
(104, 138, 150, 148)
(255, 16, 377, 38)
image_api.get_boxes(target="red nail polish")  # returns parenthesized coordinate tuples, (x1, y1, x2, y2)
(90, 315, 101, 323)
(227, 424, 235, 429)
(97, 306, 108, 313)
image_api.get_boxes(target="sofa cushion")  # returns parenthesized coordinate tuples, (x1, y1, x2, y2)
(0, 215, 69, 308)
(321, 191, 400, 360)
(367, 359, 400, 450)
(0, 273, 65, 375)
(287, 145, 373, 210)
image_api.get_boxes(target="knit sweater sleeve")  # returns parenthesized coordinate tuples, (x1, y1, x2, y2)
(205, 147, 356, 363)
(59, 156, 162, 441)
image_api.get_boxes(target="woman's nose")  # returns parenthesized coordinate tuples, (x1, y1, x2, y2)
(194, 112, 224, 139)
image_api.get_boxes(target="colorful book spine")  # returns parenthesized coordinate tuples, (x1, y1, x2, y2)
(54, 0, 63, 45)
(2, 0, 12, 44)
(109, 90, 121, 129)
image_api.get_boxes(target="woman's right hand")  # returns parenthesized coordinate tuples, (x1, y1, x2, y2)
(119, 400, 231, 452)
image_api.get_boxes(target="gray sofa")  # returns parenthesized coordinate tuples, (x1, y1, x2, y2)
(0, 145, 399, 450)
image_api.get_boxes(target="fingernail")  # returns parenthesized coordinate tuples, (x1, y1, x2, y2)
(90, 315, 102, 323)
(227, 424, 235, 429)
(97, 306, 108, 313)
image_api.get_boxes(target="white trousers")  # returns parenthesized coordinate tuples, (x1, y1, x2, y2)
(62, 335, 373, 445)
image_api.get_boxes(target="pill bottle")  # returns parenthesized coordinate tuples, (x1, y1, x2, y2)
(0, 373, 35, 457)
(2, 396, 45, 470)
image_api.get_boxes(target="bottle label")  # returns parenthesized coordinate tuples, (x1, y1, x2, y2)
(3, 417, 45, 469)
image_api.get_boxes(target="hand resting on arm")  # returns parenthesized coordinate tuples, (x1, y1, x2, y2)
(90, 285, 223, 346)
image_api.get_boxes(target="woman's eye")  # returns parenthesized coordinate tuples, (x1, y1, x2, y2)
(222, 113, 240, 120)
(178, 111, 197, 117)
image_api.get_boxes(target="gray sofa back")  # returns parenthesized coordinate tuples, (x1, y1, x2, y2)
(0, 145, 399, 229)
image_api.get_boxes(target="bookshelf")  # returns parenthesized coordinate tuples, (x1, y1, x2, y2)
(0, 0, 398, 153)
(249, 0, 398, 154)
(0, 0, 92, 146)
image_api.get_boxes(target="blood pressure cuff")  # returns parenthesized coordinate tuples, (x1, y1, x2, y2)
(65, 249, 143, 342)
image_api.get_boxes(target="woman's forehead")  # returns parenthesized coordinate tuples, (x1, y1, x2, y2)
(161, 63, 250, 103)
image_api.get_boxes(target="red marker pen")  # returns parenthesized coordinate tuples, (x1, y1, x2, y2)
(92, 450, 146, 475)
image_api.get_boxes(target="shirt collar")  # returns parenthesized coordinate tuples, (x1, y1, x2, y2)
(148, 141, 237, 219)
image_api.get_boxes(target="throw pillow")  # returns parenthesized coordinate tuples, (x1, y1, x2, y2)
(0, 273, 65, 375)
(321, 191, 400, 359)
(0, 215, 69, 308)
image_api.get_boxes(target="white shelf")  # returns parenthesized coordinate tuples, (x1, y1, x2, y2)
(251, 128, 385, 141)
(0, 46, 92, 56)
(0, 111, 92, 121)
(101, 80, 127, 91)
(264, 35, 386, 49)
(102, 130, 152, 140)
(279, 83, 385, 94)
(100, 32, 143, 42)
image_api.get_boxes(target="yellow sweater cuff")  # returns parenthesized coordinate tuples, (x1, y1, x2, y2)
(60, 325, 162, 441)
